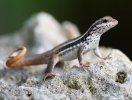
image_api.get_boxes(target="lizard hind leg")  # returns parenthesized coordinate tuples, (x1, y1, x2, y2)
(44, 54, 59, 80)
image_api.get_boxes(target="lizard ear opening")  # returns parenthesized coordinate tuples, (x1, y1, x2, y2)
(103, 19, 108, 23)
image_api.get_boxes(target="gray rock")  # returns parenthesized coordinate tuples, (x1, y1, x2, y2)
(0, 49, 131, 100)
(62, 21, 80, 39)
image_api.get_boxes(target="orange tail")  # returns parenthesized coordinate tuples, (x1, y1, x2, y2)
(6, 46, 50, 68)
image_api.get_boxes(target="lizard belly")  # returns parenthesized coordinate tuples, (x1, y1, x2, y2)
(59, 48, 78, 61)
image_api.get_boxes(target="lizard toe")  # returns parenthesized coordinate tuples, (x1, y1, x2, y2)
(44, 72, 56, 81)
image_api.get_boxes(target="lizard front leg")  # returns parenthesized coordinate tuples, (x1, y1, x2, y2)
(77, 46, 88, 66)
(94, 47, 111, 59)
(44, 54, 59, 80)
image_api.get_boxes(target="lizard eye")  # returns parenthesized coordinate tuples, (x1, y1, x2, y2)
(103, 19, 108, 23)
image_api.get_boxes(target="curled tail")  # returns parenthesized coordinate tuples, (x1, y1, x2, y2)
(6, 46, 50, 68)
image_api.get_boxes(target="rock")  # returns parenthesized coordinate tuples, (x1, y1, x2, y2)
(0, 12, 131, 100)
(0, 48, 132, 100)
(62, 21, 80, 39)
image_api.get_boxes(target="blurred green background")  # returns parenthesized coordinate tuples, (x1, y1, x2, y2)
(0, 0, 131, 59)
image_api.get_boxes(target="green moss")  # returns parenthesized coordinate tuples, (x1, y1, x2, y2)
(64, 78, 82, 90)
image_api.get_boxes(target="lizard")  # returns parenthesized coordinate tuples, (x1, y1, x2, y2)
(6, 16, 118, 79)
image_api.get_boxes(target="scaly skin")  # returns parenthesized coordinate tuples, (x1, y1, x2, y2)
(6, 16, 118, 79)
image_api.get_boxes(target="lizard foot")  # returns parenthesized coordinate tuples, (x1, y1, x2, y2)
(103, 56, 112, 60)
(72, 62, 90, 71)
(79, 61, 90, 71)
(44, 73, 56, 81)
(80, 61, 90, 67)
(101, 50, 112, 60)
(101, 53, 112, 60)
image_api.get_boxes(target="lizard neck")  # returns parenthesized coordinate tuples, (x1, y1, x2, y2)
(80, 28, 102, 42)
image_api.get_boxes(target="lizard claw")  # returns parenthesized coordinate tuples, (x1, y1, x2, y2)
(44, 73, 56, 81)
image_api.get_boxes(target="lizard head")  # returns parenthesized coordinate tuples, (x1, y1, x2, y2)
(89, 16, 118, 35)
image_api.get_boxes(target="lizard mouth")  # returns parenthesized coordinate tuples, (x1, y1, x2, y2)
(113, 19, 118, 26)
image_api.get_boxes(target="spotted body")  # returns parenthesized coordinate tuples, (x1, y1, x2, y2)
(6, 16, 118, 79)
(56, 16, 118, 61)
